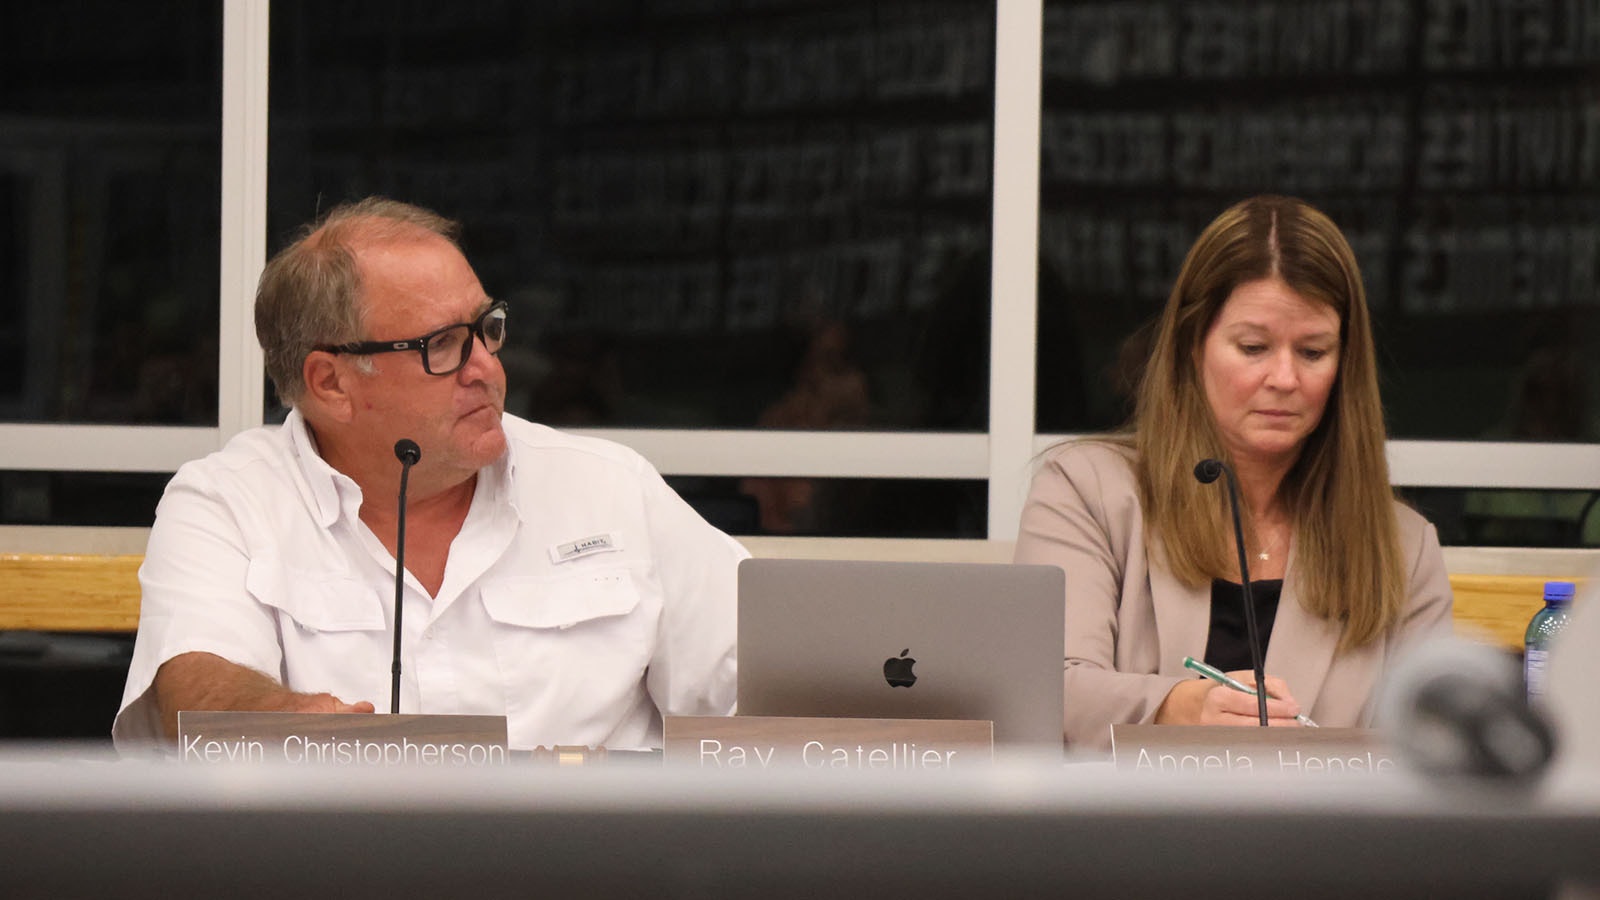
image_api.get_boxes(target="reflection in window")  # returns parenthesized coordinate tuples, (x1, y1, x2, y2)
(0, 2, 221, 425)
(0, 471, 169, 527)
(1035, 0, 1600, 442)
(267, 1, 997, 430)
(1402, 487, 1600, 549)
(0, 176, 22, 404)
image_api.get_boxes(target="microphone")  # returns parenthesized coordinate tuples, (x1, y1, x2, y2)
(1193, 458, 1224, 485)
(1193, 458, 1270, 726)
(390, 438, 421, 715)
(1375, 637, 1555, 781)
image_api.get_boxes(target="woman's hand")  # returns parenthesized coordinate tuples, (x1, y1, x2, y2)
(1155, 671, 1304, 726)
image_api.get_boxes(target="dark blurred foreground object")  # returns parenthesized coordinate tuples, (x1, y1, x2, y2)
(1377, 637, 1556, 781)
(0, 632, 132, 740)
(1547, 583, 1600, 789)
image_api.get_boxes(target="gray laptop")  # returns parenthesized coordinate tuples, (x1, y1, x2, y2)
(737, 558, 1065, 752)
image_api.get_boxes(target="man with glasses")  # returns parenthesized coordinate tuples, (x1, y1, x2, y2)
(113, 198, 747, 753)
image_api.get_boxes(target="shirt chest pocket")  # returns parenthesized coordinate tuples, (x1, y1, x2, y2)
(479, 568, 642, 630)
(246, 559, 387, 634)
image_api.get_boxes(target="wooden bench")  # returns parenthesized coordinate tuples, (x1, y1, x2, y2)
(2, 538, 1591, 653)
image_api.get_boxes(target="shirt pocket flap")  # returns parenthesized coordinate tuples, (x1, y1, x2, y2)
(481, 569, 641, 630)
(246, 560, 387, 633)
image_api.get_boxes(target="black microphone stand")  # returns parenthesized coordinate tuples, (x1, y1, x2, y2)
(391, 439, 421, 715)
(1195, 459, 1270, 727)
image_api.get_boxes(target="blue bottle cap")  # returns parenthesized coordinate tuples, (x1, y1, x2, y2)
(1544, 581, 1576, 602)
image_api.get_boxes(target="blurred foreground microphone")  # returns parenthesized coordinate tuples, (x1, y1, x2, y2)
(391, 439, 421, 715)
(1193, 458, 1269, 726)
(1545, 584, 1600, 786)
(1376, 637, 1556, 781)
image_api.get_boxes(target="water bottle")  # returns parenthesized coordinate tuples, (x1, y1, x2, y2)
(1524, 580, 1575, 702)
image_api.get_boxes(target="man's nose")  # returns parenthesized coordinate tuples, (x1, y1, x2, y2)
(457, 331, 500, 380)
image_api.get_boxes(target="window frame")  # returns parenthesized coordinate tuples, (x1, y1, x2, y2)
(1, 0, 1595, 542)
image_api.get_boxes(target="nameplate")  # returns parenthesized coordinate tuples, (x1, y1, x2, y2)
(663, 715, 992, 770)
(177, 711, 509, 766)
(1110, 724, 1396, 775)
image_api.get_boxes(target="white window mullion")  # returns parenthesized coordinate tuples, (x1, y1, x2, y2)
(1034, 434, 1600, 491)
(0, 425, 221, 473)
(986, 0, 1044, 542)
(567, 430, 988, 480)
(218, 0, 271, 443)
(1, 424, 1594, 490)
(1384, 441, 1600, 490)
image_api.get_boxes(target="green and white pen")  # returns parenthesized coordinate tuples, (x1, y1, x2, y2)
(1182, 656, 1319, 727)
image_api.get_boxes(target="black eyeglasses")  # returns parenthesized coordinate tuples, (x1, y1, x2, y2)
(315, 301, 508, 376)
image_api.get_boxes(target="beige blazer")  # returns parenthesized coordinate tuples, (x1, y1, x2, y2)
(1014, 441, 1454, 751)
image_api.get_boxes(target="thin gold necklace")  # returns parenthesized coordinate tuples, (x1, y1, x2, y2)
(1256, 529, 1286, 562)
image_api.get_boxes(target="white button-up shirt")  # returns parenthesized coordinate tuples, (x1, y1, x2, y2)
(114, 410, 746, 752)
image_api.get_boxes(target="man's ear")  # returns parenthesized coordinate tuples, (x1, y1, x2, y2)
(301, 351, 356, 423)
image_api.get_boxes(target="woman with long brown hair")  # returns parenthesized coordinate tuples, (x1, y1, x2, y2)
(1015, 195, 1453, 752)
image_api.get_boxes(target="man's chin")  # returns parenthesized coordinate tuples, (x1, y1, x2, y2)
(478, 430, 509, 466)
(443, 417, 505, 465)
(469, 425, 507, 457)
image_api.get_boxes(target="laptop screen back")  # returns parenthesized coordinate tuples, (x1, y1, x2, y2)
(736, 558, 1065, 752)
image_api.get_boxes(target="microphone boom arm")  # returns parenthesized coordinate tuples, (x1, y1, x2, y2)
(1196, 458, 1271, 727)
(391, 439, 421, 715)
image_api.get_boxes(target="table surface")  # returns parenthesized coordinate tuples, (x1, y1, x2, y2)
(0, 747, 1595, 900)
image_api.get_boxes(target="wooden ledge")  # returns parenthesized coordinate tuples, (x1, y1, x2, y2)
(0, 554, 143, 632)
(0, 552, 1586, 653)
(1450, 574, 1583, 652)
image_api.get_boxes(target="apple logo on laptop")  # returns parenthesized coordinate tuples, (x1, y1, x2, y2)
(883, 649, 917, 688)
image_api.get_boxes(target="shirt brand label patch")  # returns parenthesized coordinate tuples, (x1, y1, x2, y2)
(550, 534, 620, 564)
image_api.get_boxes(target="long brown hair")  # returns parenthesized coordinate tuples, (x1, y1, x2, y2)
(1130, 195, 1404, 650)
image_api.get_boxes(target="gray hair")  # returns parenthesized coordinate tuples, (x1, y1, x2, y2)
(254, 197, 462, 405)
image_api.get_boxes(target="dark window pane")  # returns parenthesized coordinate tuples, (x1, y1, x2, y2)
(0, 471, 168, 527)
(267, 1, 996, 430)
(1400, 487, 1600, 549)
(0, 2, 222, 425)
(1036, 0, 1600, 442)
(667, 475, 985, 539)
(0, 177, 23, 399)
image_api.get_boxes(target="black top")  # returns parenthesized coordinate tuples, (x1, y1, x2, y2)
(1204, 579, 1284, 674)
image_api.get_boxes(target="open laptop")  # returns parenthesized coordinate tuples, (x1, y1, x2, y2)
(737, 558, 1065, 753)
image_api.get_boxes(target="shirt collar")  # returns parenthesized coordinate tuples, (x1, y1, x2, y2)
(490, 438, 525, 526)
(286, 408, 523, 530)
(284, 408, 365, 529)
